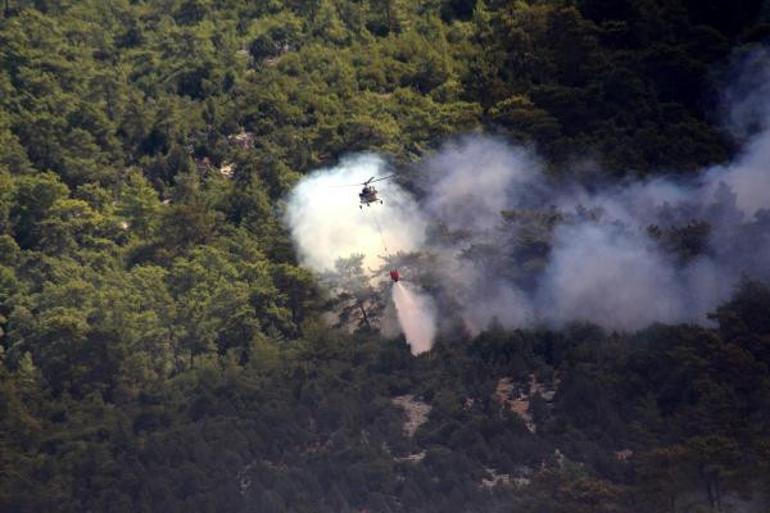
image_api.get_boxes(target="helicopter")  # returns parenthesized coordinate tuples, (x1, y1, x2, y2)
(357, 175, 394, 208)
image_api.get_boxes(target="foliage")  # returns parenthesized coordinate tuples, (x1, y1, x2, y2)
(1, 0, 769, 512)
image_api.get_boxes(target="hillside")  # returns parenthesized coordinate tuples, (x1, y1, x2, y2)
(1, 1, 770, 512)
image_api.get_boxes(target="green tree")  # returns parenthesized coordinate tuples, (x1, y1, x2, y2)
(322, 254, 382, 331)
(9, 172, 70, 249)
(117, 171, 162, 237)
(686, 435, 742, 512)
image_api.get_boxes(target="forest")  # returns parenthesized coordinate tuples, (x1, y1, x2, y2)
(1, 0, 769, 512)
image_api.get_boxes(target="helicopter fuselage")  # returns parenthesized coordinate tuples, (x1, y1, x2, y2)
(359, 185, 382, 206)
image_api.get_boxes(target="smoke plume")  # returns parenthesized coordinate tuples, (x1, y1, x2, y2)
(284, 153, 426, 271)
(284, 153, 438, 349)
(284, 47, 770, 341)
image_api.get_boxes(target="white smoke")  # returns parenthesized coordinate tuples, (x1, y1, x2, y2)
(709, 46, 770, 215)
(392, 282, 437, 356)
(285, 47, 770, 338)
(722, 46, 770, 139)
(420, 138, 545, 231)
(284, 153, 426, 271)
(449, 126, 768, 331)
(535, 223, 686, 329)
(703, 134, 770, 215)
(284, 153, 438, 352)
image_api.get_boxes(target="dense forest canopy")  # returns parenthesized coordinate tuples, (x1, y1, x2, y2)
(1, 0, 770, 512)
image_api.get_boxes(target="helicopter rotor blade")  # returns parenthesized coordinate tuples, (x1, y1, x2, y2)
(328, 174, 396, 189)
(368, 174, 396, 184)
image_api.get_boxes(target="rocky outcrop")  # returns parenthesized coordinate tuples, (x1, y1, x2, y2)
(392, 395, 431, 438)
(495, 373, 560, 433)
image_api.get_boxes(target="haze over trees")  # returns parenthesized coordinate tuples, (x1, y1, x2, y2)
(1, 1, 769, 512)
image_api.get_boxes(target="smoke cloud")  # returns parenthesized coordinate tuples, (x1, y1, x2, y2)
(284, 153, 438, 350)
(284, 153, 426, 272)
(420, 139, 545, 231)
(284, 47, 770, 342)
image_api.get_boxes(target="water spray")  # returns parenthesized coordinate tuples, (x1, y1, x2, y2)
(392, 281, 437, 356)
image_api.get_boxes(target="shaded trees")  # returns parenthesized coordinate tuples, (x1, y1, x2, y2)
(0, 1, 768, 512)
